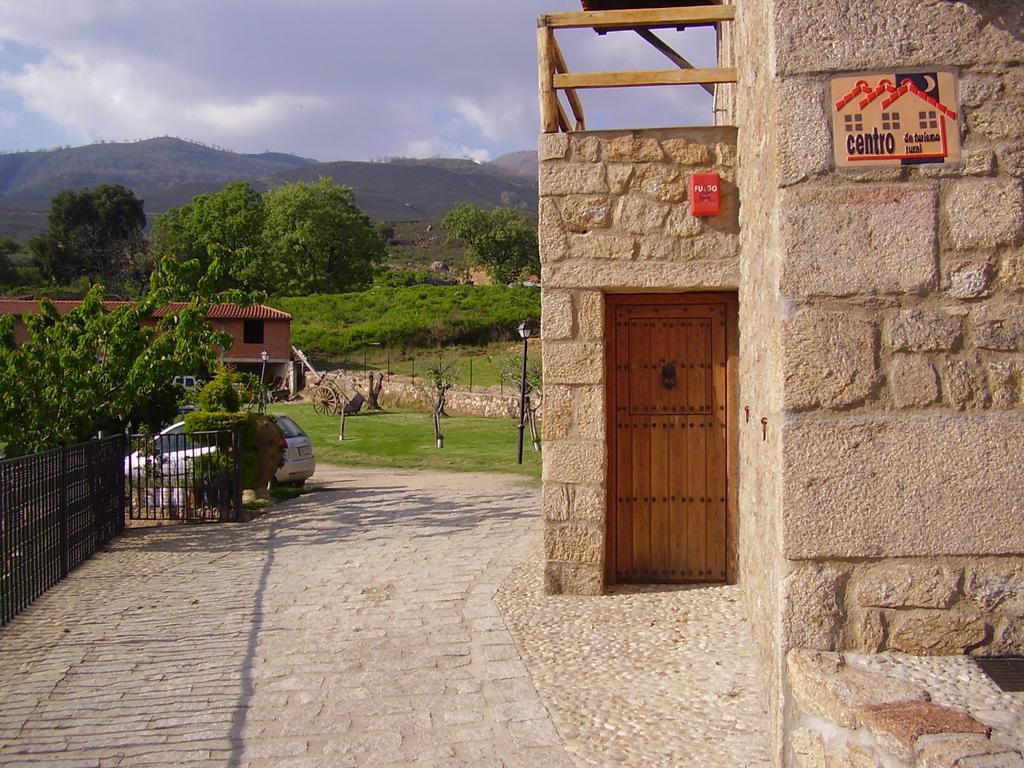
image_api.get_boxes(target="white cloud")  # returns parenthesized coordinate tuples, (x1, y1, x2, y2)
(404, 138, 490, 163)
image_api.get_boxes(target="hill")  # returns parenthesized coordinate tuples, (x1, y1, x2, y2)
(0, 138, 538, 243)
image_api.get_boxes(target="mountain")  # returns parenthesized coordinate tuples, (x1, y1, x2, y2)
(486, 151, 539, 181)
(0, 138, 538, 243)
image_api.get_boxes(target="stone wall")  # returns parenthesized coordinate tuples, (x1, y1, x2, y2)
(731, 0, 1024, 764)
(538, 127, 740, 596)
(380, 379, 520, 419)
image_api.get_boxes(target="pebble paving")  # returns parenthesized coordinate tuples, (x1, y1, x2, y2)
(0, 465, 772, 767)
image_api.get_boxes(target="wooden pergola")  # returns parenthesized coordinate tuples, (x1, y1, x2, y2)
(537, 1, 737, 133)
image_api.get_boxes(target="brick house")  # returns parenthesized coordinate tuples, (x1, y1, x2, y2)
(536, 1, 1024, 765)
(0, 300, 296, 393)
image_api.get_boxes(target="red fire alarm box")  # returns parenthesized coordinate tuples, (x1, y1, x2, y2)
(690, 172, 721, 217)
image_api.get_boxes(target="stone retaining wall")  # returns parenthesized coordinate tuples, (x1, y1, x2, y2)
(380, 379, 520, 420)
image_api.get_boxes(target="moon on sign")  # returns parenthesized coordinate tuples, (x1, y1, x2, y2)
(922, 75, 936, 93)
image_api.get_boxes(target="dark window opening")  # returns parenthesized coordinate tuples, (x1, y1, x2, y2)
(243, 319, 265, 345)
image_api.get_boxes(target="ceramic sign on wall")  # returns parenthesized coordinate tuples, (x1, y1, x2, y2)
(831, 72, 961, 168)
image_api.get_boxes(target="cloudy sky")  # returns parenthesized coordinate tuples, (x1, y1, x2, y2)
(0, 0, 716, 162)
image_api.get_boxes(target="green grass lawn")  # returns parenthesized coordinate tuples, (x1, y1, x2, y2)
(268, 403, 541, 480)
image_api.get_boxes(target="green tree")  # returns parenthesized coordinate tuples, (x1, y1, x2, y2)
(0, 237, 18, 283)
(263, 178, 385, 295)
(150, 181, 270, 296)
(442, 204, 539, 285)
(28, 184, 147, 286)
(0, 281, 240, 457)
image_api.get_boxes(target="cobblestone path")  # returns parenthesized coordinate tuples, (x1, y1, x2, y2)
(0, 466, 771, 767)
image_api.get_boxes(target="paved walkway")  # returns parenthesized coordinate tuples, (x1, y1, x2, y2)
(0, 466, 770, 767)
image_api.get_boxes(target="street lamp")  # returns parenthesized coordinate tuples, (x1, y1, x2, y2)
(259, 350, 269, 413)
(516, 320, 534, 465)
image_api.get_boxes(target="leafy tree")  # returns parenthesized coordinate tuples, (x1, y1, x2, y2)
(0, 281, 240, 457)
(150, 181, 270, 296)
(0, 237, 18, 283)
(442, 204, 539, 285)
(28, 184, 147, 286)
(263, 178, 385, 295)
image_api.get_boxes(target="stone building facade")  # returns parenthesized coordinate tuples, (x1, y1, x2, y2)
(538, 1, 1024, 765)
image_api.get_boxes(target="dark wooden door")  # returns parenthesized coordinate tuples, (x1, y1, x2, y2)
(606, 294, 735, 583)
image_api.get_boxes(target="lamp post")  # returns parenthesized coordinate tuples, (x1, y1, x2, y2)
(516, 321, 534, 465)
(259, 350, 269, 413)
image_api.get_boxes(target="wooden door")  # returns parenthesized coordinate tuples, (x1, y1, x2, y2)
(606, 293, 736, 584)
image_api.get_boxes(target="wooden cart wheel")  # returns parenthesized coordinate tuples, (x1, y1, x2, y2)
(311, 384, 329, 415)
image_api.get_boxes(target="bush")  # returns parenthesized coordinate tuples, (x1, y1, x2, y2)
(197, 367, 241, 412)
(184, 411, 259, 487)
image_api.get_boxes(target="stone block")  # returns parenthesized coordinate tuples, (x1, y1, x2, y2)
(986, 360, 1020, 408)
(889, 308, 963, 353)
(887, 612, 989, 655)
(541, 483, 571, 522)
(989, 616, 1024, 656)
(775, 78, 831, 185)
(890, 355, 939, 408)
(715, 143, 737, 168)
(638, 235, 681, 261)
(790, 727, 827, 768)
(945, 178, 1024, 251)
(569, 135, 600, 163)
(782, 308, 879, 411)
(573, 385, 604, 440)
(958, 752, 1024, 768)
(606, 164, 635, 194)
(917, 735, 1019, 768)
(973, 301, 1024, 351)
(542, 257, 739, 292)
(543, 561, 602, 595)
(538, 198, 568, 263)
(615, 195, 671, 234)
(942, 356, 989, 410)
(664, 208, 704, 238)
(567, 233, 636, 261)
(538, 133, 569, 161)
(603, 134, 664, 162)
(999, 250, 1024, 291)
(544, 523, 603, 564)
(782, 412, 1024, 558)
(575, 291, 603, 341)
(541, 386, 574, 441)
(540, 291, 574, 341)
(542, 438, 605, 484)
(786, 649, 929, 730)
(539, 163, 607, 196)
(661, 138, 711, 166)
(632, 164, 687, 203)
(857, 700, 990, 764)
(771, 0, 1024, 76)
(947, 261, 994, 300)
(847, 609, 887, 654)
(571, 484, 605, 524)
(780, 185, 938, 297)
(543, 341, 604, 385)
(782, 566, 847, 650)
(853, 562, 961, 609)
(964, 560, 1024, 613)
(960, 73, 1004, 109)
(559, 196, 612, 233)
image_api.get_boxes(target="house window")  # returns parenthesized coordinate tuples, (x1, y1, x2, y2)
(844, 114, 864, 133)
(881, 112, 901, 131)
(919, 110, 939, 130)
(243, 319, 265, 345)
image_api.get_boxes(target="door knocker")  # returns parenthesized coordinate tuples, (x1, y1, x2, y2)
(660, 362, 677, 390)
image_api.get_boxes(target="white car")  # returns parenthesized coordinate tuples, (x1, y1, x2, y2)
(273, 415, 316, 486)
(125, 421, 220, 478)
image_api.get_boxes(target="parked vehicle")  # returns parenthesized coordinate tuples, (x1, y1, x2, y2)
(125, 421, 219, 478)
(273, 415, 316, 486)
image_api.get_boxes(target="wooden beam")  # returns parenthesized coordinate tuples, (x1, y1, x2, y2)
(635, 29, 715, 97)
(554, 67, 737, 90)
(537, 25, 559, 133)
(550, 36, 586, 130)
(539, 6, 734, 30)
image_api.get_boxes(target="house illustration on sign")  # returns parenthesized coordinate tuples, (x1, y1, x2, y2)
(831, 72, 961, 166)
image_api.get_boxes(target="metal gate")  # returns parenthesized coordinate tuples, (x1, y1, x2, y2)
(125, 429, 242, 523)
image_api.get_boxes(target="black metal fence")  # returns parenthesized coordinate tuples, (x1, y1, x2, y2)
(1, 435, 125, 626)
(125, 429, 242, 524)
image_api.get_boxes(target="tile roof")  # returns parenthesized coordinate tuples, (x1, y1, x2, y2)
(0, 299, 291, 321)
